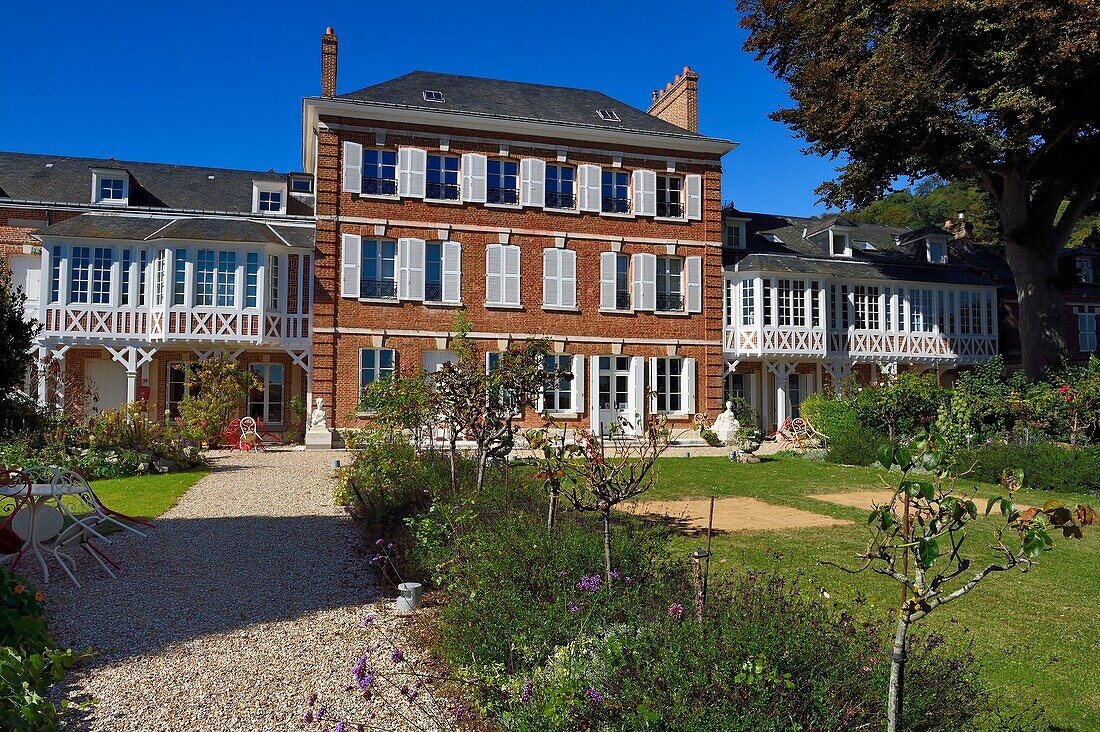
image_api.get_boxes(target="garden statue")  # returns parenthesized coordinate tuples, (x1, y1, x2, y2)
(711, 401, 741, 445)
(305, 397, 334, 449)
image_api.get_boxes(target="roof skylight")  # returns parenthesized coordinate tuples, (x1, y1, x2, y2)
(596, 109, 620, 122)
(422, 90, 445, 103)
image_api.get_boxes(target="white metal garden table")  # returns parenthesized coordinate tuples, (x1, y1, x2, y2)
(10, 482, 86, 583)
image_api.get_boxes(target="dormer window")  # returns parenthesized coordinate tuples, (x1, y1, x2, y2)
(724, 222, 745, 249)
(596, 109, 620, 122)
(290, 175, 313, 193)
(1078, 257, 1094, 284)
(927, 240, 948, 264)
(422, 90, 445, 103)
(92, 169, 128, 205)
(252, 181, 287, 215)
(830, 231, 852, 257)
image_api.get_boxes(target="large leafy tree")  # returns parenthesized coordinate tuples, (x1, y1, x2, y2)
(738, 0, 1100, 378)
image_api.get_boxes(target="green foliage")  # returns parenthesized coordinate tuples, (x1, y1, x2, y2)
(951, 442, 1100, 495)
(846, 370, 946, 440)
(849, 179, 1003, 243)
(177, 356, 261, 446)
(357, 363, 438, 443)
(935, 357, 1028, 449)
(0, 569, 79, 730)
(800, 391, 859, 441)
(286, 394, 307, 441)
(826, 423, 888, 467)
(0, 259, 39, 426)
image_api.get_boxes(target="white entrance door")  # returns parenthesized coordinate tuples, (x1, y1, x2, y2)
(85, 359, 127, 414)
(593, 356, 637, 435)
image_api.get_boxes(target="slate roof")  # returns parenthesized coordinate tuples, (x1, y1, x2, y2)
(32, 213, 315, 249)
(338, 71, 716, 140)
(723, 208, 997, 286)
(0, 152, 314, 217)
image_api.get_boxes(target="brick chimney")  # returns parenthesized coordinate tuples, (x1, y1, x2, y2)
(647, 66, 699, 133)
(321, 27, 338, 98)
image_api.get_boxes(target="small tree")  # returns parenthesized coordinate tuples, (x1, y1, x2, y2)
(553, 416, 671, 587)
(0, 258, 40, 425)
(177, 355, 261, 446)
(358, 363, 439, 447)
(831, 436, 1094, 732)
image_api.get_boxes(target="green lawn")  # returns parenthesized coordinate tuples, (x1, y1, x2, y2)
(641, 455, 1100, 731)
(88, 468, 208, 519)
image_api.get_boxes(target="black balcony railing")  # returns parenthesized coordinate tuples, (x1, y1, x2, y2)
(488, 187, 519, 205)
(424, 282, 443, 302)
(615, 291, 631, 310)
(426, 182, 460, 200)
(361, 278, 397, 299)
(363, 177, 398, 196)
(657, 293, 685, 312)
(546, 191, 576, 209)
(657, 201, 684, 218)
(602, 197, 630, 214)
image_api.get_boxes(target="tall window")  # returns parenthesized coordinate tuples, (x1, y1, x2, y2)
(545, 165, 575, 209)
(359, 349, 396, 393)
(741, 279, 755, 326)
(764, 278, 773, 326)
(615, 254, 630, 310)
(194, 250, 237, 307)
(195, 250, 216, 306)
(910, 288, 934, 333)
(948, 291, 956, 334)
(138, 249, 148, 307)
(425, 242, 443, 302)
(985, 293, 995, 336)
(166, 363, 198, 418)
(120, 249, 133, 306)
(487, 159, 518, 204)
(173, 249, 187, 306)
(811, 280, 821, 327)
(656, 257, 683, 312)
(841, 285, 850, 329)
(153, 250, 166, 307)
(49, 244, 65, 304)
(777, 279, 807, 327)
(426, 154, 460, 200)
(656, 175, 683, 217)
(654, 358, 683, 413)
(725, 224, 743, 249)
(601, 170, 629, 214)
(248, 363, 284, 425)
(853, 285, 880, 330)
(69, 246, 91, 304)
(360, 240, 396, 298)
(725, 372, 750, 403)
(267, 255, 281, 309)
(217, 251, 237, 307)
(1080, 312, 1097, 352)
(245, 252, 260, 308)
(1077, 257, 1095, 284)
(363, 149, 398, 195)
(258, 190, 282, 212)
(542, 354, 573, 412)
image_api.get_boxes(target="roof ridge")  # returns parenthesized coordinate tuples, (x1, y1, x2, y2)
(0, 150, 293, 178)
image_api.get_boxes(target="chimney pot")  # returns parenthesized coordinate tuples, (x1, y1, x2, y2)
(665, 81, 673, 91)
(674, 73, 681, 84)
(683, 65, 691, 74)
(648, 66, 701, 133)
(321, 27, 338, 98)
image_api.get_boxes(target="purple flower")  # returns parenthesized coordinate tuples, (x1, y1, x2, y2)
(303, 709, 314, 723)
(334, 723, 346, 732)
(519, 680, 534, 704)
(668, 603, 684, 620)
(308, 692, 318, 706)
(375, 538, 385, 546)
(316, 705, 327, 721)
(361, 613, 376, 627)
(575, 575, 602, 592)
(369, 553, 383, 565)
(585, 688, 604, 705)
(567, 602, 580, 614)
(390, 648, 405, 664)
(609, 569, 621, 580)
(624, 576, 635, 585)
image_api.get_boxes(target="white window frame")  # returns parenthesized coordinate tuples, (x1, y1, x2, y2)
(427, 153, 462, 201)
(359, 348, 396, 393)
(485, 243, 521, 307)
(1080, 310, 1097, 352)
(927, 239, 948, 264)
(253, 182, 287, 214)
(725, 222, 746, 249)
(541, 353, 576, 413)
(655, 256, 684, 313)
(652, 357, 684, 414)
(655, 174, 685, 219)
(92, 169, 128, 205)
(486, 158, 519, 206)
(544, 164, 576, 211)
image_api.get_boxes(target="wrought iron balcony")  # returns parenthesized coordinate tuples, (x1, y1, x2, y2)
(424, 282, 443, 302)
(360, 278, 397, 299)
(488, 187, 519, 205)
(657, 201, 684, 218)
(363, 177, 398, 196)
(602, 197, 631, 214)
(545, 191, 576, 209)
(615, 291, 631, 310)
(657, 293, 685, 312)
(426, 182, 460, 201)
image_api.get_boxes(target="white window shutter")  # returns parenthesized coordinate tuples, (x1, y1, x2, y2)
(633, 170, 656, 217)
(341, 233, 361, 298)
(396, 238, 411, 300)
(589, 358, 602, 433)
(399, 238, 425, 301)
(681, 357, 696, 414)
(542, 249, 560, 308)
(442, 240, 462, 304)
(632, 253, 656, 311)
(631, 356, 646, 432)
(560, 249, 577, 309)
(520, 158, 545, 207)
(485, 244, 502, 305)
(571, 354, 585, 415)
(631, 253, 644, 310)
(578, 164, 602, 212)
(685, 256, 702, 312)
(342, 142, 362, 194)
(685, 174, 702, 220)
(648, 357, 658, 414)
(504, 244, 521, 306)
(398, 148, 426, 198)
(462, 153, 488, 203)
(600, 252, 618, 310)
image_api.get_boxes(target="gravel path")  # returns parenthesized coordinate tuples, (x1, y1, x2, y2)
(40, 448, 452, 731)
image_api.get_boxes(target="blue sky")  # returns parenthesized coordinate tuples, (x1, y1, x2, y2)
(0, 1, 839, 216)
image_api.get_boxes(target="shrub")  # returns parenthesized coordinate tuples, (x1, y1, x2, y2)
(950, 442, 1100, 495)
(176, 356, 261, 446)
(800, 392, 859, 441)
(0, 569, 78, 729)
(826, 423, 888, 467)
(846, 370, 946, 440)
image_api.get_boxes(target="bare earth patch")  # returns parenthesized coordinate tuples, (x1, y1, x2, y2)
(621, 497, 850, 533)
(810, 489, 1032, 513)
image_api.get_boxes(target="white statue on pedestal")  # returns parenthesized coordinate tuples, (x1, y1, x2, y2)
(309, 397, 328, 430)
(711, 401, 741, 446)
(305, 397, 334, 449)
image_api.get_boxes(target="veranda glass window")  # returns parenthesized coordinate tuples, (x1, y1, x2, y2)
(853, 285, 880, 330)
(245, 252, 260, 308)
(69, 246, 91, 304)
(267, 255, 281, 310)
(172, 249, 187, 306)
(120, 249, 133, 306)
(741, 279, 755, 326)
(217, 251, 236, 307)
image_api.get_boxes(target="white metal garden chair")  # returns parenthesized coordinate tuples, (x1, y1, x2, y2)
(45, 470, 123, 586)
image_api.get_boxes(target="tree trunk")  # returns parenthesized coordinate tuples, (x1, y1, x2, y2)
(547, 485, 559, 534)
(601, 510, 613, 588)
(476, 443, 488, 493)
(887, 613, 910, 732)
(448, 430, 458, 493)
(1005, 239, 1066, 380)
